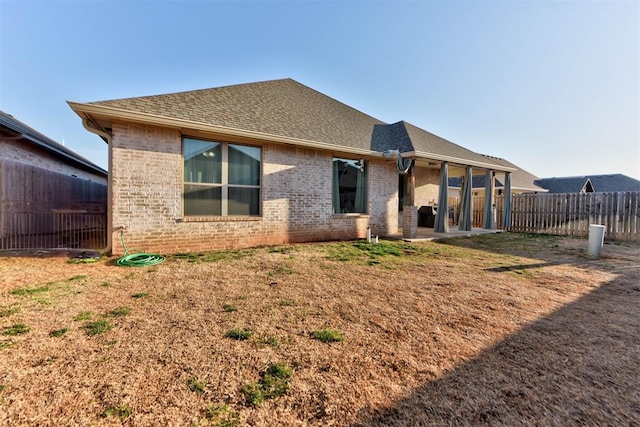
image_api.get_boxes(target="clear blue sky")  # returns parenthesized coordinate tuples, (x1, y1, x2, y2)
(1, 0, 638, 179)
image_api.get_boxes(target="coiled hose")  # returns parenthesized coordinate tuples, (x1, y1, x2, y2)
(115, 230, 165, 267)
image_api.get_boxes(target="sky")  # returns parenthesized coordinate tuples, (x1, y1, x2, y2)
(1, 0, 638, 180)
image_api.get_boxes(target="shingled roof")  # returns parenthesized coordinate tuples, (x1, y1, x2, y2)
(479, 155, 545, 192)
(0, 110, 106, 176)
(447, 155, 544, 192)
(535, 174, 640, 193)
(69, 78, 510, 171)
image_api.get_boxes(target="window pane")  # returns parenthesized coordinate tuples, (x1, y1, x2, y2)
(332, 158, 367, 213)
(184, 185, 221, 216)
(184, 139, 221, 183)
(229, 144, 261, 186)
(228, 187, 260, 216)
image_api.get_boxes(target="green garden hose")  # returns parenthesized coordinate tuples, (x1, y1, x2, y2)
(115, 230, 165, 267)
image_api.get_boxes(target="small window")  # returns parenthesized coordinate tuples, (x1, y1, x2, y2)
(183, 138, 261, 216)
(332, 158, 367, 214)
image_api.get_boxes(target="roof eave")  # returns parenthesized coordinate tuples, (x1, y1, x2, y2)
(408, 150, 517, 172)
(1, 111, 107, 176)
(67, 101, 387, 159)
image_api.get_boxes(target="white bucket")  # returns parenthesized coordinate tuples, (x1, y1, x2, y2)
(587, 224, 606, 259)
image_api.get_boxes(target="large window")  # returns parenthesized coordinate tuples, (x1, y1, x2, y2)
(332, 158, 367, 214)
(183, 138, 261, 216)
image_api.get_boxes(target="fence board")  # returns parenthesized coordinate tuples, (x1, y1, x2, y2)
(448, 191, 640, 241)
(0, 159, 107, 250)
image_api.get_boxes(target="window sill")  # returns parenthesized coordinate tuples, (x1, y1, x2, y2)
(176, 216, 262, 223)
(332, 213, 370, 219)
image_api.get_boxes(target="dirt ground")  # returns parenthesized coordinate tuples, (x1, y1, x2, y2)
(0, 233, 638, 426)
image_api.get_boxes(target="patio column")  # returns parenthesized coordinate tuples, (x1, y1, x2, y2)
(502, 172, 512, 229)
(458, 166, 473, 231)
(402, 163, 417, 239)
(483, 169, 495, 229)
(434, 161, 449, 233)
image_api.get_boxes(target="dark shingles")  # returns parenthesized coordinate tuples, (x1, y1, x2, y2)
(479, 155, 544, 192)
(402, 122, 501, 166)
(449, 176, 504, 189)
(536, 174, 640, 193)
(90, 79, 386, 151)
(84, 78, 507, 171)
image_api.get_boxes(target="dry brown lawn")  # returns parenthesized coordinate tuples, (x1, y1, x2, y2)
(0, 233, 638, 426)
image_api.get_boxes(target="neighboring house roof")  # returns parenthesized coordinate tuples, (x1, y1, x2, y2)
(0, 110, 107, 176)
(447, 155, 545, 192)
(449, 175, 504, 189)
(535, 174, 640, 193)
(68, 78, 512, 172)
(480, 155, 545, 192)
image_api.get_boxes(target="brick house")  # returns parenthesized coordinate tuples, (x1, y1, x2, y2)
(68, 79, 514, 255)
(0, 110, 107, 250)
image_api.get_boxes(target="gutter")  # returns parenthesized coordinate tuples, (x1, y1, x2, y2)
(403, 150, 517, 173)
(68, 102, 514, 171)
(67, 101, 388, 159)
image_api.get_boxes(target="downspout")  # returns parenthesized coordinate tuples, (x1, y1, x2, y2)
(81, 117, 114, 255)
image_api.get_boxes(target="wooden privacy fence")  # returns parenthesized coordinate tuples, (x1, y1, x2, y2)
(448, 195, 506, 228)
(0, 159, 107, 250)
(509, 192, 639, 241)
(450, 192, 640, 241)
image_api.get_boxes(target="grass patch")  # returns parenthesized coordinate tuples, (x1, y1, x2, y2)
(10, 284, 50, 296)
(8, 279, 80, 306)
(174, 249, 256, 263)
(222, 303, 238, 313)
(85, 320, 113, 336)
(203, 404, 239, 426)
(311, 328, 343, 343)
(106, 306, 130, 317)
(267, 245, 296, 254)
(325, 240, 424, 265)
(3, 323, 30, 336)
(104, 403, 131, 421)
(0, 306, 19, 317)
(187, 375, 206, 393)
(67, 275, 88, 281)
(257, 336, 280, 347)
(131, 292, 149, 299)
(225, 328, 253, 340)
(269, 265, 295, 276)
(0, 341, 13, 350)
(277, 299, 294, 307)
(49, 327, 68, 338)
(101, 282, 111, 287)
(240, 363, 293, 406)
(67, 257, 100, 264)
(73, 311, 94, 321)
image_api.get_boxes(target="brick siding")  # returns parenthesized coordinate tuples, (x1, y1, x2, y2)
(110, 122, 399, 255)
(414, 167, 440, 207)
